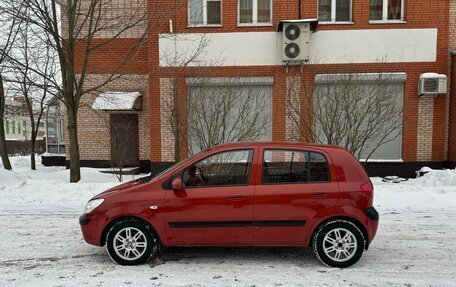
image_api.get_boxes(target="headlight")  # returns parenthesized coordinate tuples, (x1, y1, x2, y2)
(83, 199, 104, 214)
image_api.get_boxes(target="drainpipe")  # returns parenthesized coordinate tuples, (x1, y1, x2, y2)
(449, 51, 456, 163)
(298, 0, 302, 19)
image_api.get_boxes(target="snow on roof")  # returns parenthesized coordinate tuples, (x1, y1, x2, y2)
(420, 73, 446, 79)
(4, 97, 23, 107)
(91, 92, 141, 111)
(277, 19, 319, 32)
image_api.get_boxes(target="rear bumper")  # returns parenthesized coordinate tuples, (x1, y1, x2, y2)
(364, 207, 379, 247)
(364, 207, 379, 221)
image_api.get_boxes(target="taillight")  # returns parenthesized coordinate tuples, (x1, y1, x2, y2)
(360, 181, 374, 198)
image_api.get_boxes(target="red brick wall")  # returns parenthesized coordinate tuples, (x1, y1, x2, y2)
(74, 38, 148, 74)
(163, 0, 449, 33)
(74, 0, 451, 163)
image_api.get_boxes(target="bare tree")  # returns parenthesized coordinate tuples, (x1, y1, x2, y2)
(187, 78, 272, 155)
(285, 65, 403, 162)
(159, 35, 271, 159)
(7, 0, 174, 181)
(0, 0, 25, 170)
(8, 16, 57, 169)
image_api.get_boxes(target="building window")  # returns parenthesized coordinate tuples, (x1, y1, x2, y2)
(5, 121, 9, 134)
(18, 122, 21, 134)
(12, 121, 16, 134)
(188, 0, 222, 26)
(239, 0, 272, 25)
(314, 74, 404, 160)
(187, 77, 273, 155)
(370, 0, 404, 21)
(318, 0, 352, 23)
(59, 119, 65, 143)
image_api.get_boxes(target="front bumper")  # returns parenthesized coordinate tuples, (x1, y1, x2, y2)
(79, 213, 107, 246)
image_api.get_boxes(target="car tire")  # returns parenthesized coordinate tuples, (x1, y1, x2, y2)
(106, 219, 159, 265)
(312, 220, 365, 268)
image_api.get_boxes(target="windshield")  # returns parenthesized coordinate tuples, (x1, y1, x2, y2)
(137, 149, 208, 183)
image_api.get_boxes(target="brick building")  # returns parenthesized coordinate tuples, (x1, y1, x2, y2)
(71, 0, 456, 177)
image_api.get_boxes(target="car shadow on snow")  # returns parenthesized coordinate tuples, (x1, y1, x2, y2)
(86, 246, 321, 267)
(158, 246, 320, 266)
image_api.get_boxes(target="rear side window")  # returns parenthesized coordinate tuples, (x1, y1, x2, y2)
(262, 150, 330, 184)
(309, 152, 330, 182)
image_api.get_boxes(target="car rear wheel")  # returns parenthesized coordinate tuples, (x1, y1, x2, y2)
(313, 220, 365, 268)
(106, 219, 159, 265)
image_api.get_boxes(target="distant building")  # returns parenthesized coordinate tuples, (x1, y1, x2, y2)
(45, 98, 65, 155)
(3, 96, 46, 154)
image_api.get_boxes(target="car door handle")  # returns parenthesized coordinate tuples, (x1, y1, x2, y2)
(313, 192, 327, 198)
(230, 195, 245, 201)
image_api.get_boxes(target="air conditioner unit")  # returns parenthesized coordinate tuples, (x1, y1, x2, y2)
(282, 22, 311, 62)
(419, 73, 447, 95)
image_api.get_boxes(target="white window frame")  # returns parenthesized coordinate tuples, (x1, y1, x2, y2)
(369, 0, 405, 23)
(188, 0, 223, 27)
(318, 0, 353, 24)
(237, 0, 273, 27)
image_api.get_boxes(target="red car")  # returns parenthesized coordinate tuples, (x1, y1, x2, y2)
(80, 142, 378, 268)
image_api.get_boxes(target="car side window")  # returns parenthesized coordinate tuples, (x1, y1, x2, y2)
(183, 149, 253, 188)
(309, 152, 330, 182)
(262, 150, 330, 184)
(262, 150, 309, 184)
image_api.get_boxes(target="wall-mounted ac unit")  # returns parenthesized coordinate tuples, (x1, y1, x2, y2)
(419, 73, 447, 95)
(282, 22, 311, 62)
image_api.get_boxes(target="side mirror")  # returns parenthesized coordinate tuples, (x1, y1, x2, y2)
(171, 177, 182, 190)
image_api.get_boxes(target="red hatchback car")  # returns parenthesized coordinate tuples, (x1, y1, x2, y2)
(80, 142, 379, 268)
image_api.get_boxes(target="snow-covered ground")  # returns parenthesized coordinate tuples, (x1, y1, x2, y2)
(1, 156, 456, 287)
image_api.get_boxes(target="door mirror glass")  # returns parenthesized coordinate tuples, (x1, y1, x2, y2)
(171, 177, 182, 190)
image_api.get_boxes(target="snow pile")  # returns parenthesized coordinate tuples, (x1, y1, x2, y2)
(411, 168, 456, 187)
(372, 168, 456, 188)
(0, 156, 129, 207)
(0, 169, 29, 189)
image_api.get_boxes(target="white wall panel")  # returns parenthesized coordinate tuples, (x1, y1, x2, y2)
(159, 28, 437, 66)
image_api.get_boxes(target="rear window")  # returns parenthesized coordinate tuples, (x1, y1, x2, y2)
(262, 150, 330, 184)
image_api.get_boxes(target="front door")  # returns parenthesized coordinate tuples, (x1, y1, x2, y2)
(253, 148, 340, 243)
(110, 114, 139, 167)
(163, 148, 257, 245)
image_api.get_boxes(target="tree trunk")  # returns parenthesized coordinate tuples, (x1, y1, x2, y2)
(30, 137, 36, 170)
(67, 107, 81, 182)
(0, 73, 12, 170)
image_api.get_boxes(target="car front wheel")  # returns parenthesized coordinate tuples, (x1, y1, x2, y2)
(106, 219, 159, 265)
(313, 220, 365, 268)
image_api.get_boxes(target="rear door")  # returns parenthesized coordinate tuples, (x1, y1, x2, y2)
(253, 147, 339, 243)
(163, 148, 257, 245)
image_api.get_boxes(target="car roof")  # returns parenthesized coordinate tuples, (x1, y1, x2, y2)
(211, 141, 346, 151)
